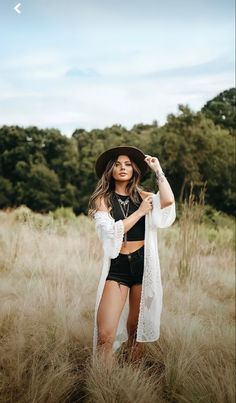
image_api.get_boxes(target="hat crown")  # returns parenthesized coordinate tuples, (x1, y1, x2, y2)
(95, 146, 148, 178)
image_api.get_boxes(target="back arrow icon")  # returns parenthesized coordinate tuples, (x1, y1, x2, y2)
(14, 3, 21, 14)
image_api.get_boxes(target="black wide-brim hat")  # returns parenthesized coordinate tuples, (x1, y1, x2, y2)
(95, 146, 149, 178)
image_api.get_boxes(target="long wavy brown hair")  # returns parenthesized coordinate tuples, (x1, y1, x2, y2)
(87, 156, 144, 218)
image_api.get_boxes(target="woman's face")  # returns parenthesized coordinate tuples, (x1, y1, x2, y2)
(112, 155, 133, 181)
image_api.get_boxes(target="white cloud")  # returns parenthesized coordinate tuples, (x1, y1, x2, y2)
(0, 68, 233, 135)
(0, 0, 234, 135)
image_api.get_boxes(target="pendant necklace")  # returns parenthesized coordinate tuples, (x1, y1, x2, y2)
(114, 193, 130, 245)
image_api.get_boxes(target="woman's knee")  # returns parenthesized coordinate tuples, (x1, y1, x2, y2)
(97, 328, 116, 346)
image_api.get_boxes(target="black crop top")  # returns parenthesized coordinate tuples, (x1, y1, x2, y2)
(110, 191, 145, 241)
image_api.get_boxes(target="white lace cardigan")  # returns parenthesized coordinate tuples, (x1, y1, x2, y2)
(92, 191, 176, 357)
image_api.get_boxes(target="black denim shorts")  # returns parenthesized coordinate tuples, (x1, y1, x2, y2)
(106, 245, 144, 288)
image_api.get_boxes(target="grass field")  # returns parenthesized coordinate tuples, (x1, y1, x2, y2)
(0, 205, 235, 403)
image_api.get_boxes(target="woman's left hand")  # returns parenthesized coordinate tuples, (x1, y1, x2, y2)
(144, 155, 162, 173)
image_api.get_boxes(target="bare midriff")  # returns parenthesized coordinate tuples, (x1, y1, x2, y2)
(120, 240, 144, 254)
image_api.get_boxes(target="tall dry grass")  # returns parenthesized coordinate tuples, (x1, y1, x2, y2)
(176, 183, 206, 283)
(0, 202, 235, 403)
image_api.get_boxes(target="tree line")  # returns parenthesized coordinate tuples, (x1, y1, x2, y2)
(0, 88, 235, 215)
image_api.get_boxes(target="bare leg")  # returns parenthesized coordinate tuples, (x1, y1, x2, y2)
(126, 284, 144, 364)
(127, 338, 144, 364)
(96, 280, 129, 370)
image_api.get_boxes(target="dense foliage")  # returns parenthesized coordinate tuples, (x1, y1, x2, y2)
(202, 88, 236, 134)
(0, 88, 235, 215)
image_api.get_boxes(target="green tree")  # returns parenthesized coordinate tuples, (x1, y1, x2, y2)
(0, 88, 235, 215)
(202, 88, 236, 134)
(0, 177, 13, 207)
(149, 105, 235, 214)
(26, 164, 61, 212)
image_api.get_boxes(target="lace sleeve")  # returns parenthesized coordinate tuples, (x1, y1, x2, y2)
(151, 191, 176, 228)
(94, 211, 124, 258)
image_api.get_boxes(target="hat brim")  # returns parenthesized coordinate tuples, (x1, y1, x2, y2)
(95, 146, 149, 178)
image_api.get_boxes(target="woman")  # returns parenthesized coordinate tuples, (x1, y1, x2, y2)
(88, 146, 176, 368)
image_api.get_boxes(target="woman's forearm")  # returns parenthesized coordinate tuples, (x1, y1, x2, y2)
(122, 210, 143, 233)
(155, 166, 175, 208)
(144, 155, 175, 208)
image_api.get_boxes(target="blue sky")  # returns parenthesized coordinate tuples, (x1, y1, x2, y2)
(0, 0, 235, 135)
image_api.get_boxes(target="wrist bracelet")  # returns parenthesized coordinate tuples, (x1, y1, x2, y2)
(155, 170, 166, 183)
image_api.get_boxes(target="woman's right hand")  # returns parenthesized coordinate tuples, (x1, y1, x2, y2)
(138, 195, 153, 216)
